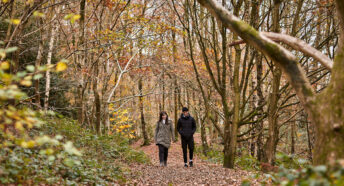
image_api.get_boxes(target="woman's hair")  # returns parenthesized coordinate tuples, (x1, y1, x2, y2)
(159, 111, 169, 124)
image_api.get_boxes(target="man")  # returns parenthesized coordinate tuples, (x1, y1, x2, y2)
(177, 107, 196, 167)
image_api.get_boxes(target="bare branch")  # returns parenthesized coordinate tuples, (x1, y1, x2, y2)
(106, 51, 139, 103)
(196, 0, 317, 115)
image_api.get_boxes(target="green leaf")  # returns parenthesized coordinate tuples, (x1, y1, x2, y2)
(55, 135, 63, 140)
(33, 74, 43, 80)
(63, 141, 82, 156)
(36, 135, 52, 145)
(38, 65, 48, 71)
(297, 158, 307, 165)
(17, 71, 27, 78)
(63, 158, 75, 167)
(5, 47, 18, 53)
(313, 165, 327, 173)
(0, 49, 5, 58)
(26, 65, 35, 72)
(48, 155, 55, 161)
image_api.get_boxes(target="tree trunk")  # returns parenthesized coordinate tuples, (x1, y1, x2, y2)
(44, 23, 58, 111)
(250, 0, 264, 161)
(104, 103, 110, 133)
(312, 1, 344, 164)
(225, 45, 241, 168)
(199, 104, 209, 155)
(304, 112, 313, 161)
(77, 0, 86, 125)
(172, 22, 178, 141)
(34, 18, 44, 108)
(263, 67, 281, 165)
(139, 75, 149, 146)
(162, 73, 165, 111)
(262, 0, 282, 165)
(76, 87, 85, 125)
(94, 91, 101, 134)
(174, 78, 179, 139)
(291, 110, 296, 154)
(256, 54, 264, 161)
(223, 0, 243, 169)
(93, 61, 101, 134)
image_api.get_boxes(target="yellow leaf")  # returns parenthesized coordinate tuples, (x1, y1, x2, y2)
(15, 122, 24, 131)
(0, 61, 10, 70)
(73, 14, 81, 20)
(21, 140, 35, 148)
(21, 141, 28, 148)
(26, 140, 36, 148)
(11, 19, 21, 25)
(20, 80, 32, 87)
(56, 62, 67, 72)
(123, 124, 130, 128)
(33, 11, 45, 18)
(65, 14, 81, 24)
(0, 51, 6, 58)
(46, 148, 54, 155)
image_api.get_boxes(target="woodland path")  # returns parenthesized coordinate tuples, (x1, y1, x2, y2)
(126, 134, 259, 185)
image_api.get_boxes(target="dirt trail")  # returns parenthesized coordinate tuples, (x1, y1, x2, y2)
(126, 134, 258, 185)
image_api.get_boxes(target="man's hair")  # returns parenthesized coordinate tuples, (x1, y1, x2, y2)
(182, 107, 188, 112)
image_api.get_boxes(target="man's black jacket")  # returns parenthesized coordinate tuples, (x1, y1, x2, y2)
(177, 114, 196, 139)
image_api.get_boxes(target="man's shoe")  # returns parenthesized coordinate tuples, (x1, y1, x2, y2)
(189, 161, 193, 167)
(184, 163, 188, 168)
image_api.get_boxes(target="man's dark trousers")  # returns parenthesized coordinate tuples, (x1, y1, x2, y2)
(181, 136, 194, 163)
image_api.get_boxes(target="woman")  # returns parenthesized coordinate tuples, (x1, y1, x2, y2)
(154, 111, 175, 167)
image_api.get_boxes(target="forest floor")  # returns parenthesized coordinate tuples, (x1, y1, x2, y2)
(126, 134, 260, 185)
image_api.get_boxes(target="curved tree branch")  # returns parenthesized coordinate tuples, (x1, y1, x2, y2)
(227, 32, 333, 70)
(261, 32, 333, 70)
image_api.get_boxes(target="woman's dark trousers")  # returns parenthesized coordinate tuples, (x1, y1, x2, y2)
(181, 136, 194, 163)
(158, 144, 168, 164)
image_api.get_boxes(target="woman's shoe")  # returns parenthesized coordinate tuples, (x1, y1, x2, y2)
(189, 160, 193, 167)
(164, 162, 167, 166)
(160, 162, 164, 167)
(184, 163, 188, 168)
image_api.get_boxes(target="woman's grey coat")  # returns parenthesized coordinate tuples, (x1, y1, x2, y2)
(154, 119, 175, 148)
